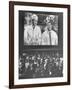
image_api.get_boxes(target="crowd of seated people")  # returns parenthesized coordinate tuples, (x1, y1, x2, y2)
(19, 52, 63, 79)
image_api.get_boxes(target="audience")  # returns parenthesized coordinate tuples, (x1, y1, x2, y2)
(19, 52, 63, 79)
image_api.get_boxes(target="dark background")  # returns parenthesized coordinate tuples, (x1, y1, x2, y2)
(19, 10, 63, 56)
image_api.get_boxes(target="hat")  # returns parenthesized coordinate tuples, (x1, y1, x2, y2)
(31, 14, 38, 21)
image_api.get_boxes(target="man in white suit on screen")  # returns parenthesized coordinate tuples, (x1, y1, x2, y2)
(24, 14, 41, 45)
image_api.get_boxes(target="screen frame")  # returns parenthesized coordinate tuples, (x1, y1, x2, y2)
(9, 1, 70, 89)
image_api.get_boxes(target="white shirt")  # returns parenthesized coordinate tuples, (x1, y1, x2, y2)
(24, 25, 41, 45)
(42, 27, 58, 45)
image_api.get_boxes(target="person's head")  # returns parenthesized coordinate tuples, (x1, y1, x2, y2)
(48, 22, 52, 31)
(45, 16, 53, 31)
(45, 16, 50, 26)
(32, 14, 38, 26)
(25, 13, 32, 25)
(49, 15, 55, 21)
(56, 53, 60, 58)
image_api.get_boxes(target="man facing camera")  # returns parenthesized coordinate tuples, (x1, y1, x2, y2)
(24, 14, 41, 45)
(42, 16, 58, 45)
